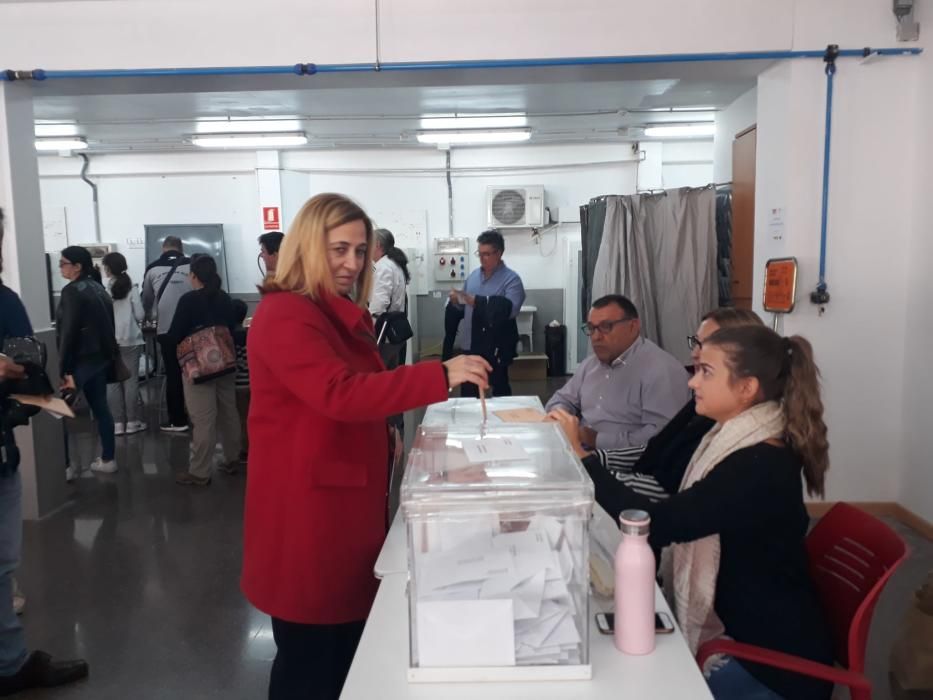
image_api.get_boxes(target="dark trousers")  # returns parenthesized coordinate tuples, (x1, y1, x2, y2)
(379, 342, 405, 429)
(75, 363, 115, 461)
(157, 335, 187, 427)
(269, 617, 365, 700)
(460, 353, 512, 398)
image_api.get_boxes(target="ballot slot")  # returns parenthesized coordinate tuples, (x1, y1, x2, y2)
(421, 396, 545, 427)
(401, 422, 594, 682)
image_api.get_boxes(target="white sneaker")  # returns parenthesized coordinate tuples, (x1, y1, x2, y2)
(124, 420, 147, 435)
(114, 422, 125, 436)
(65, 465, 78, 482)
(90, 458, 118, 474)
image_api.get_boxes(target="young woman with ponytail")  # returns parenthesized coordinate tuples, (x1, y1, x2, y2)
(579, 325, 834, 700)
(102, 252, 146, 436)
(166, 255, 240, 485)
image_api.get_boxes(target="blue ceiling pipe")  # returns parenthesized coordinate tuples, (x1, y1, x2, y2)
(1, 47, 921, 81)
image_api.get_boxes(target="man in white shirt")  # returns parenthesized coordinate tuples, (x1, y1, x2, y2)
(369, 228, 408, 323)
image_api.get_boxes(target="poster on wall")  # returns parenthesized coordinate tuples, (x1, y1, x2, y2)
(371, 209, 428, 295)
(42, 207, 69, 253)
(763, 257, 798, 313)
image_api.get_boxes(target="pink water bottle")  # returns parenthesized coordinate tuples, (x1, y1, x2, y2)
(614, 509, 656, 654)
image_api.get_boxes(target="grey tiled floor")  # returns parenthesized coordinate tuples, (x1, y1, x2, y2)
(12, 378, 933, 699)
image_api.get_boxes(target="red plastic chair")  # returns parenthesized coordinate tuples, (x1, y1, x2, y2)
(697, 502, 908, 700)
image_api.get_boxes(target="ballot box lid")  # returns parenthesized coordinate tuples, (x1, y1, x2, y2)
(401, 422, 594, 519)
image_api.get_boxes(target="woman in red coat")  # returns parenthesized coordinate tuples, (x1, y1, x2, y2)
(242, 193, 490, 700)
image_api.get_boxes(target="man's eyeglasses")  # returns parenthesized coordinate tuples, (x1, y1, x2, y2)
(582, 318, 632, 336)
(687, 335, 703, 351)
(474, 250, 499, 259)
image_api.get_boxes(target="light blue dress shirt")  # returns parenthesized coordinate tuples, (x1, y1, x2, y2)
(545, 336, 691, 449)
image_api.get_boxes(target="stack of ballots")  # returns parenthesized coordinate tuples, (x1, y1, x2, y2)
(401, 422, 595, 682)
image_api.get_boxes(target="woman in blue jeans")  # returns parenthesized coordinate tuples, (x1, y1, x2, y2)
(57, 246, 119, 474)
(0, 208, 88, 692)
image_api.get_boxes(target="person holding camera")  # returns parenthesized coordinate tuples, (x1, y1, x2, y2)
(0, 208, 88, 694)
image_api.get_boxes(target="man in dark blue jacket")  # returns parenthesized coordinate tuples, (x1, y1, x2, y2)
(0, 207, 88, 694)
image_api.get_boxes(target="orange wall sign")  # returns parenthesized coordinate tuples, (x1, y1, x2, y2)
(763, 257, 798, 313)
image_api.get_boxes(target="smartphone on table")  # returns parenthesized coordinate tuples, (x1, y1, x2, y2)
(595, 611, 675, 635)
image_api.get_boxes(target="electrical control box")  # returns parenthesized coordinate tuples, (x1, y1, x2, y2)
(433, 237, 470, 283)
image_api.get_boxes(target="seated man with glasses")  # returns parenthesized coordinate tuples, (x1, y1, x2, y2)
(545, 294, 690, 450)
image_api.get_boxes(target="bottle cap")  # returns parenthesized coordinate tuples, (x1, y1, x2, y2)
(619, 509, 650, 536)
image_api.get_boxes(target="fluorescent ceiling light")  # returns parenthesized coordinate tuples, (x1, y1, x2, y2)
(190, 132, 308, 149)
(420, 113, 527, 130)
(35, 123, 79, 138)
(35, 137, 88, 151)
(194, 118, 302, 134)
(643, 124, 715, 138)
(416, 128, 532, 145)
(643, 107, 716, 113)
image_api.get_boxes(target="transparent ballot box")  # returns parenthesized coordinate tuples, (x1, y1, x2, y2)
(421, 396, 545, 427)
(400, 423, 594, 682)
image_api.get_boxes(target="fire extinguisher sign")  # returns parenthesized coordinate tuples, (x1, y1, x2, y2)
(262, 207, 281, 231)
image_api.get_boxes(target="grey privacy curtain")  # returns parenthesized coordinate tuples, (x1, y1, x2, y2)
(590, 187, 718, 365)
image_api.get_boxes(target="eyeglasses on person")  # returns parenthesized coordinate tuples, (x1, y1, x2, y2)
(581, 318, 632, 336)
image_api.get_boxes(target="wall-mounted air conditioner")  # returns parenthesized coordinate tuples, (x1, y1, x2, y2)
(486, 185, 546, 228)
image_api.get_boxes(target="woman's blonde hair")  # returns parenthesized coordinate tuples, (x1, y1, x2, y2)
(261, 193, 374, 307)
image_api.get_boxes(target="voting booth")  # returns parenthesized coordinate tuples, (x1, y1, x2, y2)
(401, 422, 595, 682)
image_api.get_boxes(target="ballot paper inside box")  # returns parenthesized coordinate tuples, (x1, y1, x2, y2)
(401, 422, 595, 682)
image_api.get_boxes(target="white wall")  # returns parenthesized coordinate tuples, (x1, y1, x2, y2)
(901, 47, 933, 522)
(1, 0, 910, 72)
(0, 0, 795, 70)
(38, 152, 260, 292)
(713, 87, 757, 183)
(753, 54, 922, 506)
(37, 141, 713, 296)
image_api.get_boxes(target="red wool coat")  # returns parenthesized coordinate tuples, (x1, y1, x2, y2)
(241, 290, 447, 624)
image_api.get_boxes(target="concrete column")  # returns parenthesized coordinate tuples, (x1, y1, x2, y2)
(0, 81, 68, 519)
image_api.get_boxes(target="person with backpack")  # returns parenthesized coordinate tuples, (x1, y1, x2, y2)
(166, 255, 240, 486)
(142, 236, 191, 432)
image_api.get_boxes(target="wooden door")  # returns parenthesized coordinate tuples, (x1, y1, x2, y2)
(731, 126, 756, 310)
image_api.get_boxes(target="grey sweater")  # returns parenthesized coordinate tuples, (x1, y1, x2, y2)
(142, 251, 191, 335)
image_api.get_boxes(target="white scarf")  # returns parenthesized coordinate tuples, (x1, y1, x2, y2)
(663, 401, 785, 656)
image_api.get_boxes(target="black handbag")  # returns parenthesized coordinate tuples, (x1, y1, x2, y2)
(375, 311, 413, 346)
(107, 353, 132, 383)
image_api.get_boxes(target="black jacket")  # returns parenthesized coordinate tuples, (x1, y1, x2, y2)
(634, 398, 714, 492)
(587, 444, 834, 700)
(470, 295, 519, 366)
(166, 288, 236, 346)
(56, 277, 118, 377)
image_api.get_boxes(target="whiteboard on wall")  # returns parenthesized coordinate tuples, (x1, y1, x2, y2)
(42, 207, 69, 253)
(371, 209, 428, 295)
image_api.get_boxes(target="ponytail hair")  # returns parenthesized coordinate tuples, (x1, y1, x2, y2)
(102, 251, 133, 300)
(191, 255, 222, 295)
(375, 228, 411, 284)
(706, 326, 829, 497)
